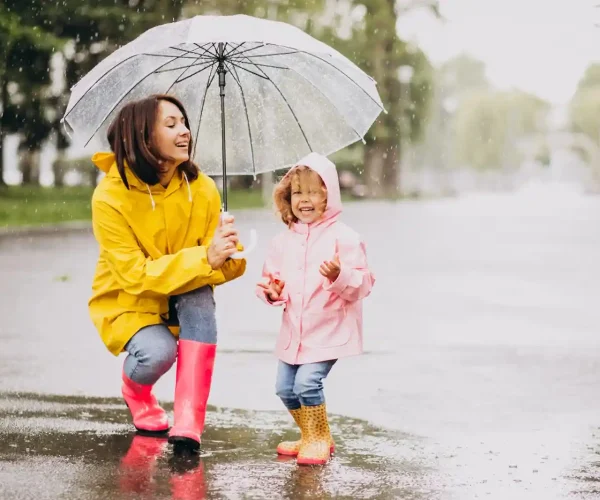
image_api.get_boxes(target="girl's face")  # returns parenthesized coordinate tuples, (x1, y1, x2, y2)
(154, 100, 191, 172)
(290, 168, 327, 224)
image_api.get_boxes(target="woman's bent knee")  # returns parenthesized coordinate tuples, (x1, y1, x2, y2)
(125, 325, 177, 384)
(146, 334, 177, 372)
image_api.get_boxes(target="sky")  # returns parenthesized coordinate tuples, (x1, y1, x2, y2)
(396, 0, 600, 105)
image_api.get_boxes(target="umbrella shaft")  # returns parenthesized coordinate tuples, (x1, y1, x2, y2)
(220, 90, 227, 211)
(218, 45, 228, 211)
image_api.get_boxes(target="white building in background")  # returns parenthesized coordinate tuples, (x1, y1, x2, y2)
(2, 134, 91, 187)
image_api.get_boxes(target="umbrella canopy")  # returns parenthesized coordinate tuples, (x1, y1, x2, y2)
(63, 14, 385, 180)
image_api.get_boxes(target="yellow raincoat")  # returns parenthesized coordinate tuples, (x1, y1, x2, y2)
(88, 152, 246, 355)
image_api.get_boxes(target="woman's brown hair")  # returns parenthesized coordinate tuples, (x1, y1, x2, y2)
(273, 166, 327, 226)
(107, 94, 199, 189)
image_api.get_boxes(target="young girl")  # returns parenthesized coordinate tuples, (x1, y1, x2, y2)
(256, 152, 375, 465)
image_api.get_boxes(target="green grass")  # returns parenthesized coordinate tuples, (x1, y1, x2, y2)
(0, 186, 94, 228)
(225, 189, 265, 210)
(0, 185, 267, 228)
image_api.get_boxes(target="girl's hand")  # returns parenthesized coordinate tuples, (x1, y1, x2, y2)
(320, 255, 341, 282)
(257, 278, 285, 302)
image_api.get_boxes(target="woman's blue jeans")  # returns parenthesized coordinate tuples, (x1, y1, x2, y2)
(123, 286, 216, 385)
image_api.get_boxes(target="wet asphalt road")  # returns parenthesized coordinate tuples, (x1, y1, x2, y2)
(1, 185, 600, 498)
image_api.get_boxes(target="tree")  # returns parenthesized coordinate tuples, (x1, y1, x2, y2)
(50, 0, 186, 186)
(453, 90, 549, 171)
(312, 0, 437, 197)
(570, 88, 600, 146)
(570, 63, 600, 148)
(0, 1, 186, 187)
(0, 2, 65, 185)
(575, 63, 600, 94)
(439, 53, 489, 99)
(412, 53, 491, 172)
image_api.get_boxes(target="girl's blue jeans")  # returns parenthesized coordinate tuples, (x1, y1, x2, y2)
(275, 359, 337, 410)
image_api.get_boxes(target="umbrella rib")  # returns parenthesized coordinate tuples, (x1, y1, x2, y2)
(224, 43, 265, 59)
(143, 53, 201, 60)
(193, 43, 219, 60)
(147, 43, 214, 61)
(237, 49, 301, 59)
(229, 58, 289, 71)
(172, 61, 216, 84)
(83, 56, 180, 147)
(64, 53, 140, 121)
(206, 62, 219, 88)
(165, 61, 196, 95)
(192, 62, 218, 159)
(233, 58, 312, 152)
(227, 61, 269, 80)
(224, 42, 244, 58)
(171, 43, 213, 58)
(155, 58, 210, 74)
(283, 64, 363, 142)
(225, 62, 256, 176)
(65, 43, 212, 123)
(280, 46, 385, 112)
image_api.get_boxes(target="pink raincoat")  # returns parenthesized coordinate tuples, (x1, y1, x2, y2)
(256, 152, 375, 365)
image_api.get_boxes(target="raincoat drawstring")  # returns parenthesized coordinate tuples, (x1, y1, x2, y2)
(183, 172, 192, 202)
(146, 173, 190, 210)
(146, 184, 156, 211)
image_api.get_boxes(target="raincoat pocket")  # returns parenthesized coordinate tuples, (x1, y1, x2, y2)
(301, 307, 349, 348)
(276, 313, 293, 351)
(117, 291, 164, 315)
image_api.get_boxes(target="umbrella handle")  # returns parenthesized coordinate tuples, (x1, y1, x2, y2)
(229, 228, 258, 260)
(221, 211, 258, 260)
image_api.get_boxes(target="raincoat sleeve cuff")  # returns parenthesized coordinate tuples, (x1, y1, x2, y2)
(323, 264, 352, 295)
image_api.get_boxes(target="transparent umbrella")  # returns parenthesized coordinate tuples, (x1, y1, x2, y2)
(62, 14, 385, 258)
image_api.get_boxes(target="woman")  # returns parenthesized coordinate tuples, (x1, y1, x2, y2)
(88, 94, 246, 452)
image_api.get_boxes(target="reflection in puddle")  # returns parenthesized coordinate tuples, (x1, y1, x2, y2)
(0, 393, 433, 500)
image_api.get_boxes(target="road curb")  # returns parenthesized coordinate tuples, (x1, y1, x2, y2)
(0, 221, 93, 239)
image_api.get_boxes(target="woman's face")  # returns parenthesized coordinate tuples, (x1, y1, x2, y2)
(154, 100, 191, 170)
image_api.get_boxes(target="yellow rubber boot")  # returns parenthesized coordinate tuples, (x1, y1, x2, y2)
(276, 408, 303, 456)
(297, 404, 333, 465)
(277, 407, 335, 457)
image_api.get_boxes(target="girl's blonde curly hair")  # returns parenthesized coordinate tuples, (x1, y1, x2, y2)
(273, 165, 327, 227)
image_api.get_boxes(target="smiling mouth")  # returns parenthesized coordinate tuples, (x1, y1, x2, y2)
(299, 207, 314, 213)
(176, 142, 189, 148)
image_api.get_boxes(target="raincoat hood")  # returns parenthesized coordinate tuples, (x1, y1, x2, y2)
(91, 151, 192, 210)
(92, 152, 115, 174)
(91, 151, 151, 191)
(289, 152, 342, 224)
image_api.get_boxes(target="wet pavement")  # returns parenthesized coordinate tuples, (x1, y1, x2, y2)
(1, 184, 600, 498)
(0, 393, 430, 500)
